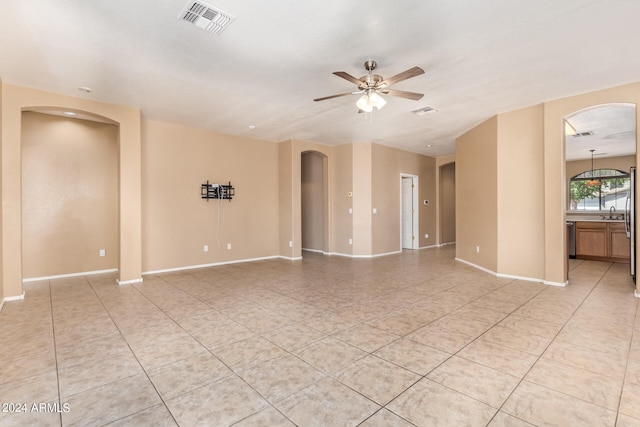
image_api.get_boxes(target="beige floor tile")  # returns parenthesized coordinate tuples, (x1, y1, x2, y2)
(617, 414, 640, 427)
(191, 320, 258, 350)
(263, 323, 326, 352)
(406, 324, 475, 354)
(497, 314, 564, 338)
(58, 350, 143, 398)
(359, 409, 415, 427)
(62, 374, 162, 427)
(332, 323, 400, 352)
(366, 311, 429, 336)
(233, 406, 296, 427)
(430, 314, 493, 337)
(166, 375, 269, 426)
(620, 382, 640, 420)
(238, 354, 325, 402)
(105, 404, 178, 426)
(457, 339, 539, 377)
(0, 349, 57, 385)
(55, 332, 131, 369)
(294, 337, 367, 375)
(128, 333, 208, 371)
(0, 407, 61, 427)
(335, 355, 420, 405)
(487, 411, 536, 426)
(147, 352, 233, 400)
(525, 357, 623, 410)
(214, 335, 287, 371)
(387, 378, 496, 426)
(276, 377, 380, 427)
(374, 337, 450, 375)
(427, 356, 520, 408)
(0, 370, 59, 404)
(480, 325, 552, 356)
(502, 380, 617, 427)
(543, 340, 627, 380)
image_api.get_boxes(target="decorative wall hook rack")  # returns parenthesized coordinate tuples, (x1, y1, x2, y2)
(201, 181, 234, 201)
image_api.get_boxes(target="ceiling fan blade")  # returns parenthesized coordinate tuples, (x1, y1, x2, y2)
(382, 89, 424, 100)
(313, 92, 354, 102)
(379, 66, 425, 87)
(333, 71, 365, 87)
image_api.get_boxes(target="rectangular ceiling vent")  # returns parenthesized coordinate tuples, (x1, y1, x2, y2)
(571, 131, 594, 137)
(180, 1, 235, 34)
(412, 106, 437, 116)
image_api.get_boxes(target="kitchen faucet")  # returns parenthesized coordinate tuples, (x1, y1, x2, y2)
(610, 206, 616, 219)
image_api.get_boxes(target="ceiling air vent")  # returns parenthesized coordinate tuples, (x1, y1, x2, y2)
(571, 131, 594, 137)
(180, 1, 235, 34)
(412, 106, 437, 116)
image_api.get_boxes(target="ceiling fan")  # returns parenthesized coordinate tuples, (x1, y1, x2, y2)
(314, 60, 425, 113)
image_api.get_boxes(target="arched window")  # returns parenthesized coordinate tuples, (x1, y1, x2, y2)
(569, 168, 630, 211)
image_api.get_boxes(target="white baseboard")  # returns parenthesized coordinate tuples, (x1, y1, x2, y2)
(438, 241, 456, 247)
(419, 244, 440, 250)
(326, 250, 402, 259)
(117, 277, 144, 285)
(143, 255, 286, 276)
(23, 268, 118, 283)
(0, 292, 26, 312)
(454, 257, 558, 285)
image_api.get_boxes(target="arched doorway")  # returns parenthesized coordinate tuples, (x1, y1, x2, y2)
(564, 103, 637, 280)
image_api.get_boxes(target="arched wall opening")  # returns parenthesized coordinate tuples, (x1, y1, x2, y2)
(21, 110, 120, 279)
(301, 150, 329, 255)
(1, 83, 142, 299)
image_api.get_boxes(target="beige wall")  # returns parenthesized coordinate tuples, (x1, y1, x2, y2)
(22, 112, 119, 278)
(141, 118, 280, 272)
(301, 151, 324, 251)
(0, 80, 3, 306)
(331, 143, 353, 256)
(1, 83, 142, 299)
(496, 105, 545, 279)
(353, 143, 373, 256)
(439, 162, 456, 244)
(371, 143, 437, 254)
(456, 116, 498, 272)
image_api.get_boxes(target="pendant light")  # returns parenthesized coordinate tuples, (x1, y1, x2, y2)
(586, 149, 601, 187)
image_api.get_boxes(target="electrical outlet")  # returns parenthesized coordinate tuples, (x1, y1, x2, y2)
(348, 238, 353, 245)
(348, 208, 353, 214)
(204, 245, 209, 252)
(476, 246, 480, 253)
(372, 208, 377, 214)
(425, 234, 429, 239)
(99, 249, 105, 257)
(288, 241, 293, 248)
(227, 243, 232, 250)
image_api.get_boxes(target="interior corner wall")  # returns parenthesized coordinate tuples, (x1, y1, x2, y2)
(278, 140, 295, 258)
(456, 116, 498, 272)
(331, 143, 354, 256)
(439, 162, 456, 245)
(1, 83, 142, 298)
(371, 143, 437, 254)
(496, 105, 545, 280)
(352, 143, 373, 256)
(436, 154, 456, 246)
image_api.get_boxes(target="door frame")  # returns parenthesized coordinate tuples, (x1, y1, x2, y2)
(400, 173, 419, 250)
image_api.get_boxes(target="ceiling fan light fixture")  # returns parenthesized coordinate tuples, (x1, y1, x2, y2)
(356, 94, 374, 112)
(356, 92, 386, 112)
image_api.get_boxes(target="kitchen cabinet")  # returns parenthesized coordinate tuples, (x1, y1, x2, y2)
(575, 221, 630, 263)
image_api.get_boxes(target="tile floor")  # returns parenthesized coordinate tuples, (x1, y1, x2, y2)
(1, 246, 640, 426)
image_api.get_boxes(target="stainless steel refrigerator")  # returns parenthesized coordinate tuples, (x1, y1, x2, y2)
(626, 166, 636, 282)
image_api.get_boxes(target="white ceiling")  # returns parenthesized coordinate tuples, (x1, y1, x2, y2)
(1, 0, 640, 158)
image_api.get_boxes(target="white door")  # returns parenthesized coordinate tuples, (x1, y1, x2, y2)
(402, 177, 414, 249)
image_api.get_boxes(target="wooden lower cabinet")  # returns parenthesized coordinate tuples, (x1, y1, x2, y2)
(576, 221, 630, 263)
